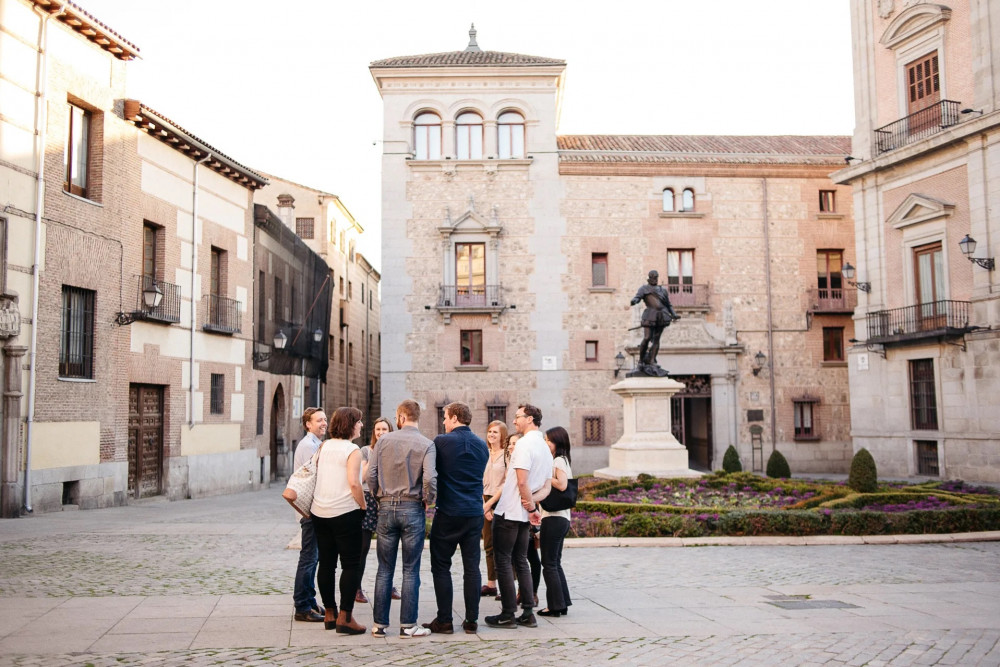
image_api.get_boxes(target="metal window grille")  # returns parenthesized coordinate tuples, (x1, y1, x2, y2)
(487, 404, 507, 424)
(909, 359, 938, 430)
(591, 253, 607, 286)
(582, 416, 604, 445)
(210, 374, 225, 415)
(296, 217, 315, 239)
(916, 440, 939, 476)
(60, 286, 95, 378)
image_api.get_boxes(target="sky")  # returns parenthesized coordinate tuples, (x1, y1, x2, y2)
(80, 0, 856, 272)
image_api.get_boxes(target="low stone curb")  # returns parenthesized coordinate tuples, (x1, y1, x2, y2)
(563, 530, 1000, 548)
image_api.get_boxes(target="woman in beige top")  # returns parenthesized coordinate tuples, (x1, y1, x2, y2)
(310, 406, 367, 634)
(479, 420, 508, 597)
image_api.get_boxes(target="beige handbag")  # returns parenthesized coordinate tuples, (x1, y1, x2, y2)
(282, 444, 324, 518)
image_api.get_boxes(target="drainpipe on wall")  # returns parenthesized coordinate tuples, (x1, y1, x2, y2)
(761, 178, 777, 454)
(189, 154, 211, 428)
(24, 3, 67, 514)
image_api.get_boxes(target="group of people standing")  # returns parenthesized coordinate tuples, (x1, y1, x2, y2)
(288, 400, 573, 637)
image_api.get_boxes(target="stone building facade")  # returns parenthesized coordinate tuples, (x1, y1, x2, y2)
(371, 32, 857, 474)
(835, 0, 1000, 482)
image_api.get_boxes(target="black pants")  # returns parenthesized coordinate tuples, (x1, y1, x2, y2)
(527, 527, 541, 593)
(492, 514, 533, 615)
(429, 511, 484, 623)
(540, 516, 571, 610)
(312, 509, 364, 615)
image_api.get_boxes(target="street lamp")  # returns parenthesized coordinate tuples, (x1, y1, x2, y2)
(142, 282, 164, 309)
(751, 350, 767, 377)
(959, 234, 995, 270)
(252, 329, 287, 363)
(842, 262, 871, 293)
(614, 351, 626, 377)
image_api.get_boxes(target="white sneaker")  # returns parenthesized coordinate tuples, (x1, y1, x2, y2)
(399, 625, 431, 638)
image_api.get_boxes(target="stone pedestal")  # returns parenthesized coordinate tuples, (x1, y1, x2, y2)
(594, 376, 703, 479)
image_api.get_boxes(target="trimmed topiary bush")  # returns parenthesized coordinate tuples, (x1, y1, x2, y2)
(722, 445, 743, 473)
(848, 448, 878, 493)
(766, 449, 791, 479)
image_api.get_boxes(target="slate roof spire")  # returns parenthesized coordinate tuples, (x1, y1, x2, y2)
(466, 23, 481, 52)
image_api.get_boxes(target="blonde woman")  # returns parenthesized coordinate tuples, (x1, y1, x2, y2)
(480, 420, 508, 597)
(357, 417, 400, 603)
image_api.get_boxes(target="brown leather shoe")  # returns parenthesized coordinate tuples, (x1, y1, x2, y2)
(480, 585, 497, 597)
(391, 587, 402, 600)
(295, 609, 324, 623)
(335, 610, 366, 635)
(355, 588, 369, 604)
(421, 618, 454, 634)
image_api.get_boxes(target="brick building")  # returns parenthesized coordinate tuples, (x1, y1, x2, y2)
(371, 30, 857, 474)
(0, 0, 348, 515)
(255, 176, 382, 447)
(834, 0, 1000, 482)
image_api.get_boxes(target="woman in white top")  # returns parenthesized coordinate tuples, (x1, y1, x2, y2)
(310, 406, 367, 634)
(480, 420, 508, 597)
(538, 426, 573, 617)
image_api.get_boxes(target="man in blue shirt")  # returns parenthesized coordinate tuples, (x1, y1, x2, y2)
(292, 407, 326, 622)
(422, 402, 489, 634)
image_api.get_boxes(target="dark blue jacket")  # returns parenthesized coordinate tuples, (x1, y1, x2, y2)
(433, 425, 489, 517)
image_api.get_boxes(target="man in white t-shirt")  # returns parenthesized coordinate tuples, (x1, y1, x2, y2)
(484, 404, 553, 629)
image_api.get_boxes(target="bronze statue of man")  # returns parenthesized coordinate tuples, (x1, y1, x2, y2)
(628, 270, 680, 376)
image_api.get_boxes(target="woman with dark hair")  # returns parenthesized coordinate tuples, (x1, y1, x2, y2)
(357, 417, 400, 604)
(538, 426, 573, 617)
(310, 406, 366, 634)
(480, 420, 508, 597)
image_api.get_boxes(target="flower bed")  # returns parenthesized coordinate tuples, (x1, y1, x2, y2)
(569, 472, 1000, 538)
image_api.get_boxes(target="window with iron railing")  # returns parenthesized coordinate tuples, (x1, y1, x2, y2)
(60, 285, 95, 379)
(583, 416, 604, 445)
(210, 373, 225, 415)
(909, 359, 938, 430)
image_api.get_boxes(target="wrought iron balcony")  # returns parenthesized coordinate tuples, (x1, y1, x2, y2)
(873, 100, 961, 155)
(436, 285, 505, 324)
(202, 294, 242, 334)
(866, 300, 971, 345)
(807, 287, 857, 314)
(666, 284, 709, 309)
(137, 275, 181, 323)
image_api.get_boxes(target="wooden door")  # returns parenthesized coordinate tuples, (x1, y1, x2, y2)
(914, 243, 945, 330)
(128, 384, 163, 499)
(906, 52, 940, 134)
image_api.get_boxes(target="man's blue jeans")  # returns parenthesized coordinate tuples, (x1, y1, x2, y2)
(293, 517, 319, 613)
(429, 511, 484, 624)
(373, 501, 425, 627)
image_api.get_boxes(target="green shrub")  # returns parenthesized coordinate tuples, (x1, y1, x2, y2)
(766, 450, 791, 479)
(721, 445, 743, 473)
(716, 509, 830, 536)
(848, 448, 878, 493)
(821, 491, 971, 510)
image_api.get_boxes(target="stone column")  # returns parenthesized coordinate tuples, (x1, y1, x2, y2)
(2, 345, 27, 518)
(594, 376, 702, 479)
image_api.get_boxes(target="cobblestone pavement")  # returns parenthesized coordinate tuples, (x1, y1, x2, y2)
(0, 487, 998, 666)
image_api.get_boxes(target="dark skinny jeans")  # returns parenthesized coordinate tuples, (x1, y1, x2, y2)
(540, 516, 571, 610)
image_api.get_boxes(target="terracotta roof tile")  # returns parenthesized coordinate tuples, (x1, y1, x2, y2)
(557, 135, 851, 165)
(31, 0, 140, 60)
(370, 50, 564, 68)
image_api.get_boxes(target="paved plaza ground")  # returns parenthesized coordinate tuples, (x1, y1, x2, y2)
(0, 487, 998, 666)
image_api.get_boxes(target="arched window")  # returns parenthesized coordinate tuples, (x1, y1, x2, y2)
(681, 188, 695, 212)
(413, 112, 441, 160)
(456, 111, 483, 159)
(662, 188, 675, 212)
(497, 111, 525, 159)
